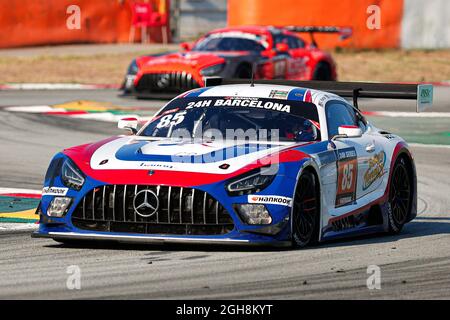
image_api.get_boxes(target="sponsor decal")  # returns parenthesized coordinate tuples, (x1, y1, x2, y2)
(417, 84, 433, 112)
(363, 151, 386, 190)
(317, 150, 337, 166)
(139, 162, 174, 169)
(317, 95, 329, 107)
(42, 187, 68, 196)
(335, 147, 358, 207)
(382, 133, 397, 140)
(219, 163, 230, 170)
(186, 98, 291, 113)
(248, 195, 292, 207)
(269, 90, 289, 99)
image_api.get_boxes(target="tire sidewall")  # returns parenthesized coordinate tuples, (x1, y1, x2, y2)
(312, 62, 331, 81)
(291, 171, 320, 248)
(387, 157, 411, 234)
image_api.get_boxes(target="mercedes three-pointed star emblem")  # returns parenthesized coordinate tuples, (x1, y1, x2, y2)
(133, 189, 159, 218)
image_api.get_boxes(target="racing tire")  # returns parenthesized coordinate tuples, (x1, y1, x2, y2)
(234, 64, 253, 79)
(291, 170, 320, 248)
(312, 62, 332, 81)
(387, 157, 412, 234)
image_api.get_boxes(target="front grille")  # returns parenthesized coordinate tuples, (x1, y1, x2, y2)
(71, 185, 234, 235)
(135, 72, 200, 93)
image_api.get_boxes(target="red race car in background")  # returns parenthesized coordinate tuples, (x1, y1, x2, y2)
(122, 25, 352, 98)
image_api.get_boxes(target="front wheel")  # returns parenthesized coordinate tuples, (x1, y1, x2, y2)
(387, 157, 412, 234)
(291, 170, 320, 248)
(312, 62, 332, 81)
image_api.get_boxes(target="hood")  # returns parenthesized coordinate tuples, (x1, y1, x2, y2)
(63, 136, 310, 187)
(139, 51, 248, 73)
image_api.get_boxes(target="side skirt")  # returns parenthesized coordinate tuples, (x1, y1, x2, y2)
(320, 201, 389, 242)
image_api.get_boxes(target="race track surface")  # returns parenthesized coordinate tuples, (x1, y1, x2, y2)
(0, 89, 449, 299)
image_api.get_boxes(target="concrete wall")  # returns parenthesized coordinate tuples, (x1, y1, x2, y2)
(402, 0, 450, 48)
(172, 0, 227, 41)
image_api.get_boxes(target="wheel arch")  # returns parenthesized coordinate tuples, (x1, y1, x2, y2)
(290, 159, 323, 242)
(234, 61, 253, 78)
(387, 143, 417, 223)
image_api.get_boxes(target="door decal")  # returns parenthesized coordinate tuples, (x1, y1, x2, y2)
(335, 147, 358, 207)
(363, 150, 386, 190)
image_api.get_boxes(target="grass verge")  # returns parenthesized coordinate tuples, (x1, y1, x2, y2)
(0, 48, 449, 84)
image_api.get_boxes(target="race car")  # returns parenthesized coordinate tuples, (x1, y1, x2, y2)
(32, 79, 432, 248)
(122, 25, 351, 98)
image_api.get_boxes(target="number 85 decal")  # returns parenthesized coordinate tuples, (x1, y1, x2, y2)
(156, 111, 187, 129)
(335, 157, 358, 207)
(341, 163, 354, 191)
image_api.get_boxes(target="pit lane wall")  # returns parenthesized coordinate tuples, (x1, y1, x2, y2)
(0, 0, 169, 49)
(401, 0, 450, 49)
(228, 0, 450, 49)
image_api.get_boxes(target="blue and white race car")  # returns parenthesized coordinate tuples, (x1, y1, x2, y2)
(33, 79, 432, 248)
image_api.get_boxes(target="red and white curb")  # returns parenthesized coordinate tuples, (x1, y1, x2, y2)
(0, 188, 41, 232)
(0, 187, 41, 198)
(0, 83, 120, 90)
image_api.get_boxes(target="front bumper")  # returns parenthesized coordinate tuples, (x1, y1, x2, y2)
(123, 71, 202, 99)
(32, 230, 291, 247)
(36, 154, 302, 247)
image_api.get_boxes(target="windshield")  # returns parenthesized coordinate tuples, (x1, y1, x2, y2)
(140, 97, 320, 142)
(193, 32, 268, 52)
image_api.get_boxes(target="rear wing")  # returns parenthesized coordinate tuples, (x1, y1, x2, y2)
(285, 26, 352, 47)
(203, 78, 433, 112)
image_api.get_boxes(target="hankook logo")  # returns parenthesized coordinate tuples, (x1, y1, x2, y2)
(133, 189, 159, 218)
(156, 74, 170, 89)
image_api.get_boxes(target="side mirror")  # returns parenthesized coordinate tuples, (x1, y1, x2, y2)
(275, 43, 289, 53)
(337, 125, 362, 138)
(180, 42, 192, 51)
(118, 117, 138, 134)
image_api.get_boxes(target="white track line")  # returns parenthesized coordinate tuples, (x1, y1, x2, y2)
(4, 105, 53, 112)
(0, 223, 38, 232)
(0, 187, 41, 195)
(409, 143, 450, 149)
(0, 83, 119, 90)
(365, 111, 450, 118)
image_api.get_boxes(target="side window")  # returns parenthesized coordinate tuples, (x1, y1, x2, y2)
(273, 34, 289, 46)
(325, 101, 358, 138)
(287, 35, 305, 49)
(355, 109, 367, 131)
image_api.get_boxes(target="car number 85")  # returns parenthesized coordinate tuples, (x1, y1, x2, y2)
(341, 163, 354, 191)
(156, 111, 186, 129)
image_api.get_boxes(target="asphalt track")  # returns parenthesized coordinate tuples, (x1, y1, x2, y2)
(0, 89, 449, 299)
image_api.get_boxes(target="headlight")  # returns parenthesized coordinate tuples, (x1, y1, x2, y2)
(61, 158, 85, 190)
(226, 167, 276, 196)
(234, 204, 272, 225)
(127, 59, 139, 75)
(200, 63, 226, 76)
(48, 197, 72, 217)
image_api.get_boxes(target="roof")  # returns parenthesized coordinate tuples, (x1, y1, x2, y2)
(182, 84, 346, 108)
(207, 26, 273, 36)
